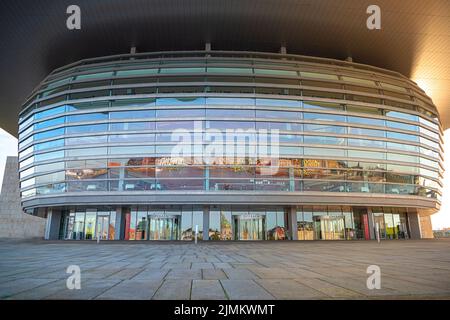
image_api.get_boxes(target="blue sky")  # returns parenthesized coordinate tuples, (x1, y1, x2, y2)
(1, 127, 449, 229)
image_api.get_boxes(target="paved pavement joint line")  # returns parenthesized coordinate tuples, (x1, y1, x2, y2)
(149, 277, 168, 300)
(91, 279, 125, 300)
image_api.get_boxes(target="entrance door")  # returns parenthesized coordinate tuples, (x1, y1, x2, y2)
(96, 216, 109, 240)
(313, 216, 345, 240)
(234, 216, 265, 240)
(373, 213, 386, 239)
(62, 214, 75, 240)
(149, 217, 179, 240)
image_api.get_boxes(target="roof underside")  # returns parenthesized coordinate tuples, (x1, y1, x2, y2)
(1, 0, 449, 136)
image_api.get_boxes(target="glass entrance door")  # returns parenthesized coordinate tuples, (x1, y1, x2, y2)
(62, 213, 75, 240)
(313, 216, 345, 240)
(373, 213, 386, 239)
(148, 217, 179, 240)
(96, 216, 109, 240)
(234, 216, 265, 240)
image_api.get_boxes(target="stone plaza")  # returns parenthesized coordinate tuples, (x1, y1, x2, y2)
(0, 239, 449, 300)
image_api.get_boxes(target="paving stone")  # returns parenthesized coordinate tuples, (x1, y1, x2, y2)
(202, 269, 228, 280)
(131, 269, 169, 281)
(294, 278, 362, 298)
(249, 267, 298, 279)
(45, 279, 121, 300)
(220, 280, 274, 300)
(165, 269, 202, 280)
(152, 279, 191, 300)
(222, 268, 259, 280)
(0, 278, 59, 299)
(96, 279, 162, 300)
(162, 262, 192, 269)
(255, 279, 325, 299)
(213, 262, 233, 269)
(191, 262, 215, 269)
(191, 280, 227, 300)
(7, 279, 67, 300)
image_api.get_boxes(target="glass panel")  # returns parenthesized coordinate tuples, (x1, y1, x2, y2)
(387, 131, 419, 142)
(259, 110, 301, 119)
(158, 109, 205, 118)
(385, 110, 418, 122)
(304, 147, 346, 157)
(348, 150, 385, 160)
(156, 97, 205, 106)
(341, 76, 375, 86)
(348, 127, 385, 138)
(192, 210, 203, 241)
(109, 146, 155, 155)
(207, 67, 252, 74)
(35, 105, 66, 120)
(75, 72, 114, 80)
(66, 147, 107, 157)
(206, 97, 254, 106)
(35, 117, 65, 130)
(348, 139, 386, 148)
(66, 136, 108, 145)
(67, 112, 108, 123)
(300, 71, 338, 80)
(35, 150, 64, 162)
(386, 121, 418, 131)
(303, 101, 343, 111)
(255, 99, 300, 108)
(84, 211, 96, 240)
(304, 136, 346, 146)
(67, 124, 108, 134)
(347, 116, 385, 127)
(67, 101, 110, 111)
(109, 133, 154, 143)
(35, 139, 64, 151)
(303, 124, 346, 134)
(110, 122, 155, 131)
(73, 211, 85, 240)
(304, 113, 346, 122)
(254, 68, 297, 76)
(346, 105, 383, 115)
(116, 69, 158, 76)
(111, 98, 155, 108)
(110, 110, 155, 119)
(207, 109, 254, 118)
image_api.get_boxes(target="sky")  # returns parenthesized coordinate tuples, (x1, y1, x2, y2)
(0, 127, 449, 230)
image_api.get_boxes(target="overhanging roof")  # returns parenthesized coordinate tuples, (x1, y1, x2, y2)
(1, 0, 449, 137)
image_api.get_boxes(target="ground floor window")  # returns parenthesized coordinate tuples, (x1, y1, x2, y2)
(372, 207, 409, 239)
(57, 205, 411, 241)
(60, 208, 116, 240)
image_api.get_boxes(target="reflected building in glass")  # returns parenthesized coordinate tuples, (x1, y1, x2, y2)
(17, 51, 443, 241)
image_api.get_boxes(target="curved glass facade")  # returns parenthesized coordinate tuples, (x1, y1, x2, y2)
(17, 50, 443, 240)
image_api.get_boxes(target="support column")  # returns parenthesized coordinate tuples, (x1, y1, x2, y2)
(408, 212, 422, 239)
(114, 207, 123, 240)
(367, 207, 375, 240)
(44, 209, 61, 240)
(203, 206, 210, 241)
(288, 206, 298, 240)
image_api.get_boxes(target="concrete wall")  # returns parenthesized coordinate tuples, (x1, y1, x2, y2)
(0, 156, 45, 239)
(419, 214, 434, 239)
